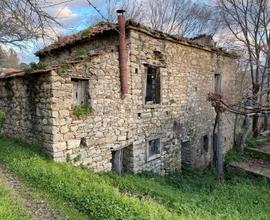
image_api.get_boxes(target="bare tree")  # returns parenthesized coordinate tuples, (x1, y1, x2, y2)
(103, 0, 218, 37)
(146, 0, 218, 37)
(106, 0, 144, 23)
(0, 0, 59, 47)
(217, 0, 270, 137)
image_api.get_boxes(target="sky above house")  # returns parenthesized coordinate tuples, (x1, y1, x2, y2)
(15, 0, 213, 64)
(15, 0, 119, 63)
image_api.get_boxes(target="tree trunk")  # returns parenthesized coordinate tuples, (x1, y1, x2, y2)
(233, 114, 239, 147)
(216, 112, 224, 180)
(213, 112, 224, 180)
(264, 115, 268, 131)
(237, 116, 249, 152)
(252, 115, 259, 137)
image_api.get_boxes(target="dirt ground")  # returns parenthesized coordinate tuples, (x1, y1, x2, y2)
(0, 163, 68, 220)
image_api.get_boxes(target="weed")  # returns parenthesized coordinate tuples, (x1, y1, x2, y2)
(56, 63, 72, 76)
(72, 48, 88, 60)
(224, 148, 246, 165)
(66, 153, 71, 162)
(0, 110, 4, 129)
(26, 62, 48, 74)
(73, 154, 81, 163)
(73, 104, 92, 117)
(80, 29, 92, 37)
(245, 136, 256, 147)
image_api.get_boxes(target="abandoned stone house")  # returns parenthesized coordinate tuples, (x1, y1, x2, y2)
(0, 14, 238, 174)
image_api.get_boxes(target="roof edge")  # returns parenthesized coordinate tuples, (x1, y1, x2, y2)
(35, 19, 238, 58)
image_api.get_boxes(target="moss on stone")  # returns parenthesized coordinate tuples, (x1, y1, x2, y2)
(71, 48, 88, 60)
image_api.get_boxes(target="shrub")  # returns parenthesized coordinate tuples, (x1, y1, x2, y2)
(26, 62, 48, 74)
(73, 104, 92, 117)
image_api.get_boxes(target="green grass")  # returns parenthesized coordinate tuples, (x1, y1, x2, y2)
(0, 172, 31, 220)
(0, 136, 269, 220)
(0, 136, 178, 220)
(245, 135, 270, 148)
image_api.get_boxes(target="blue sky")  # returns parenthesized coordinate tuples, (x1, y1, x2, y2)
(16, 0, 118, 63)
(15, 0, 213, 63)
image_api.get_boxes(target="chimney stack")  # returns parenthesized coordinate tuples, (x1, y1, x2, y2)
(117, 9, 128, 96)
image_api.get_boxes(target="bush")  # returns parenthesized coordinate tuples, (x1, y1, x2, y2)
(73, 104, 92, 117)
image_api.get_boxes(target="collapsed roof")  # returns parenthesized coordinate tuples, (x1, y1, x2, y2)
(36, 20, 236, 58)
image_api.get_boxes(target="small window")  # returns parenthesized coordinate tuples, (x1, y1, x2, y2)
(214, 74, 221, 93)
(145, 66, 161, 104)
(72, 79, 89, 106)
(147, 138, 161, 160)
(202, 135, 209, 152)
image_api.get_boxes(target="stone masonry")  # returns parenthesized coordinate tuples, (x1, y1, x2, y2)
(0, 20, 238, 174)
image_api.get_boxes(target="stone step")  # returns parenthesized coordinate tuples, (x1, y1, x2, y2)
(230, 159, 270, 179)
(245, 147, 270, 162)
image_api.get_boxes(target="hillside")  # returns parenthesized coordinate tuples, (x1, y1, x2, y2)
(0, 136, 269, 220)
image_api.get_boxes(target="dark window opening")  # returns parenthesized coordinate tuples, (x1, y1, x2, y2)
(72, 79, 89, 106)
(145, 67, 161, 104)
(203, 135, 209, 152)
(148, 138, 161, 159)
(214, 74, 221, 93)
(111, 145, 133, 175)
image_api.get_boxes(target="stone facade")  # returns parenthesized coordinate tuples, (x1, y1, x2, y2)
(0, 21, 238, 174)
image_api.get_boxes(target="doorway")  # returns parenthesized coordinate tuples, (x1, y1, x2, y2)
(111, 145, 133, 175)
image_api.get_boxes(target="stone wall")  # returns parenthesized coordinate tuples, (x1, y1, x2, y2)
(0, 27, 238, 174)
(128, 29, 237, 168)
(0, 74, 55, 151)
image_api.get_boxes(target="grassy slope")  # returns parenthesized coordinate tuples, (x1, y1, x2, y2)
(0, 172, 31, 220)
(0, 136, 269, 220)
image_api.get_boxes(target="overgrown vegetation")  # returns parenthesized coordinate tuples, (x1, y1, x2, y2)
(0, 110, 4, 129)
(73, 104, 92, 117)
(80, 29, 92, 38)
(26, 61, 48, 74)
(80, 21, 107, 37)
(0, 136, 178, 220)
(71, 48, 88, 60)
(0, 172, 31, 220)
(56, 63, 73, 76)
(245, 136, 257, 148)
(0, 136, 269, 219)
(224, 148, 247, 165)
